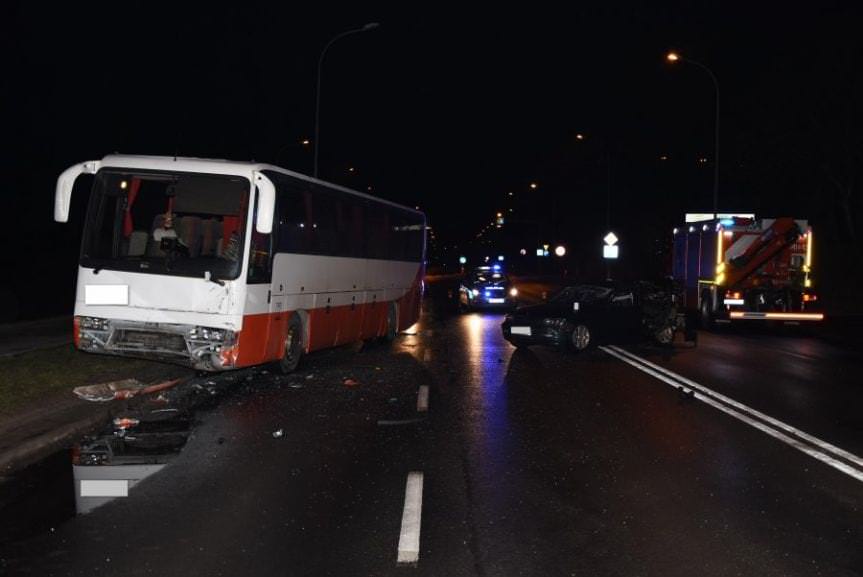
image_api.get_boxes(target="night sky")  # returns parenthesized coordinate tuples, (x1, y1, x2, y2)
(2, 2, 861, 318)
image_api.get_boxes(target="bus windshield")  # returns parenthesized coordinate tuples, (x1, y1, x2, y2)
(80, 169, 251, 280)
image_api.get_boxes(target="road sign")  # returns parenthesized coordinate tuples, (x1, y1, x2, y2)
(603, 245, 619, 259)
(603, 232, 618, 246)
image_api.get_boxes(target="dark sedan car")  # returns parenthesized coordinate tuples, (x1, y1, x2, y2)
(458, 266, 519, 311)
(502, 282, 691, 351)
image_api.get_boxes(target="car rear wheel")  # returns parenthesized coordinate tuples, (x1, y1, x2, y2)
(570, 324, 591, 352)
(279, 315, 304, 374)
(654, 325, 674, 345)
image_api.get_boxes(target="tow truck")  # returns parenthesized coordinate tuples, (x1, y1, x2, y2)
(672, 214, 823, 326)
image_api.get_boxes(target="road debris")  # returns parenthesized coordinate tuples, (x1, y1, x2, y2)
(74, 379, 144, 402)
(377, 417, 425, 426)
(112, 417, 141, 430)
(272, 429, 284, 439)
(305, 374, 315, 380)
(74, 378, 184, 402)
(343, 378, 359, 387)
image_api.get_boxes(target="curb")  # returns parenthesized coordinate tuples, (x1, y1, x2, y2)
(0, 409, 111, 476)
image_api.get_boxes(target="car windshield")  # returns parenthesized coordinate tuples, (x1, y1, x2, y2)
(551, 285, 613, 303)
(80, 169, 251, 280)
(472, 271, 507, 283)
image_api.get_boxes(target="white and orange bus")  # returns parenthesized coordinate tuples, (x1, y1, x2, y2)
(54, 155, 425, 372)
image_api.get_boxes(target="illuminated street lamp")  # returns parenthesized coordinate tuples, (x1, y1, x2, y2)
(529, 182, 538, 190)
(666, 50, 720, 217)
(314, 22, 380, 178)
(554, 245, 566, 257)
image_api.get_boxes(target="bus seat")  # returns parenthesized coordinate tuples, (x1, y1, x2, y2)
(200, 218, 223, 256)
(179, 216, 202, 257)
(128, 231, 149, 257)
(146, 214, 167, 257)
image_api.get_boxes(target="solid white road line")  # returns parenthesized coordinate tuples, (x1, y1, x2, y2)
(600, 346, 863, 484)
(397, 471, 424, 564)
(606, 345, 863, 470)
(417, 385, 429, 413)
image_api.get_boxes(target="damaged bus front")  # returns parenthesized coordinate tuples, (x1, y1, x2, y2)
(55, 155, 275, 370)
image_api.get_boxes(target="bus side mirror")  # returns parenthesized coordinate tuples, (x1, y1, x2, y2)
(54, 160, 101, 222)
(253, 172, 276, 235)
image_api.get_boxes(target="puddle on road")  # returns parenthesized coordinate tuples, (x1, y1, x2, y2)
(0, 369, 250, 551)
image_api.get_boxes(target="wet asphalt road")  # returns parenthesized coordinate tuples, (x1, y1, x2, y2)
(2, 286, 862, 576)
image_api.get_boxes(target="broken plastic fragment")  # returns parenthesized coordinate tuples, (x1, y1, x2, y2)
(113, 417, 141, 430)
(74, 379, 144, 402)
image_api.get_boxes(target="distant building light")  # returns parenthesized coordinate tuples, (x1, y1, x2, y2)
(459, 256, 467, 264)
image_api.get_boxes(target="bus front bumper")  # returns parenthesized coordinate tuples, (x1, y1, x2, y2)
(74, 316, 239, 371)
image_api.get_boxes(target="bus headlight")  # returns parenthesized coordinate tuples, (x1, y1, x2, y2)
(188, 326, 236, 344)
(78, 316, 110, 331)
(471, 289, 480, 297)
(509, 287, 518, 297)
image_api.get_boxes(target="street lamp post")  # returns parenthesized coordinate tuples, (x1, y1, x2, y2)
(667, 52, 720, 217)
(314, 23, 380, 179)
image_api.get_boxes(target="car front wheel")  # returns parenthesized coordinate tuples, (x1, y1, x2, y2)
(570, 324, 591, 352)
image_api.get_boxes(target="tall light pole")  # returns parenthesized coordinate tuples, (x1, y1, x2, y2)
(314, 22, 380, 179)
(667, 51, 720, 217)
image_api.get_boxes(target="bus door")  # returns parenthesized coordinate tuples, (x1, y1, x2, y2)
(248, 207, 285, 363)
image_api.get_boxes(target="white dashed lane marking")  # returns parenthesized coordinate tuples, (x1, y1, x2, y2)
(397, 471, 424, 564)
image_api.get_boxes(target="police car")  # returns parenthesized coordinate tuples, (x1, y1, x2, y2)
(458, 265, 519, 311)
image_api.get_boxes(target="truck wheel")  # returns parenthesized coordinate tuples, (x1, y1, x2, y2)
(700, 296, 715, 329)
(279, 315, 304, 374)
(570, 324, 591, 352)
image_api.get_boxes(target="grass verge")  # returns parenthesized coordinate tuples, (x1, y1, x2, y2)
(0, 345, 188, 416)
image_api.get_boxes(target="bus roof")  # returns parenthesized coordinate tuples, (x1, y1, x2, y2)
(98, 154, 424, 217)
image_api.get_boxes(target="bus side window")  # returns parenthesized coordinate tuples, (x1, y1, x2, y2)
(276, 182, 310, 254)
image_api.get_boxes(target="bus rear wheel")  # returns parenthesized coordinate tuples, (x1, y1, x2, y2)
(280, 315, 304, 374)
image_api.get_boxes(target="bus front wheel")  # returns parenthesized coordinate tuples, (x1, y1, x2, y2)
(280, 315, 304, 374)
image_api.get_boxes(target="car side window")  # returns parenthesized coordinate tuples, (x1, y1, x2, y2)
(611, 291, 634, 306)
